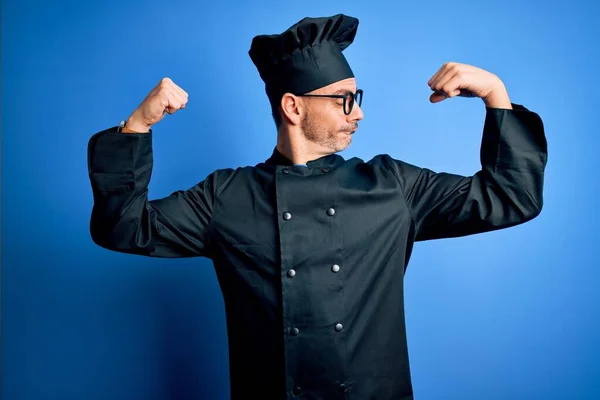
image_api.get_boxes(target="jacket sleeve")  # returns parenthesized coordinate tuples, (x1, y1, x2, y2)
(384, 104, 548, 242)
(87, 128, 228, 258)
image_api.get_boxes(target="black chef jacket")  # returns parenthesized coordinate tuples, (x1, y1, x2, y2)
(87, 104, 547, 400)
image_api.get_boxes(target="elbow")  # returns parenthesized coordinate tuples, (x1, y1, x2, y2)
(89, 218, 120, 252)
(502, 172, 545, 225)
(89, 215, 152, 256)
(524, 204, 542, 223)
(520, 194, 544, 223)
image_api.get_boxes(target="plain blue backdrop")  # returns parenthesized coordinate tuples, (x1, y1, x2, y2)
(2, 0, 599, 399)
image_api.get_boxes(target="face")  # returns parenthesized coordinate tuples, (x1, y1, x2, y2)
(299, 78, 364, 153)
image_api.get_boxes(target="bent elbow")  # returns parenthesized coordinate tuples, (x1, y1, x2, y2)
(89, 218, 120, 252)
(520, 195, 544, 223)
(89, 215, 152, 257)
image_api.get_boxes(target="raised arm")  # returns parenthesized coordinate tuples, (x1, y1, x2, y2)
(87, 78, 228, 258)
(387, 63, 548, 241)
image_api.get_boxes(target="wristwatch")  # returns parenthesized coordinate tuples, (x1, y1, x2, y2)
(116, 120, 126, 133)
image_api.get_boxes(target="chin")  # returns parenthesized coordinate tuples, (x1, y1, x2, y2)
(335, 138, 352, 152)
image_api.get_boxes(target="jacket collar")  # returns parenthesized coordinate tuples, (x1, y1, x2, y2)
(264, 147, 344, 168)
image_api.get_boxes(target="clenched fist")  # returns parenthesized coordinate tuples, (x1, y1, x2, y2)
(427, 62, 512, 109)
(124, 77, 189, 133)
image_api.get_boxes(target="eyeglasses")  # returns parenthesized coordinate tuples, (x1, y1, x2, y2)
(297, 89, 363, 115)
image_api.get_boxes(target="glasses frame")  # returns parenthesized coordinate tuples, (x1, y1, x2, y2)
(297, 89, 363, 115)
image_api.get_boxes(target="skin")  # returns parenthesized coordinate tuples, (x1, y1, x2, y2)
(122, 62, 512, 166)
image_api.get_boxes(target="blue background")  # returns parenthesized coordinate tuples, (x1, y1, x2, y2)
(2, 0, 599, 399)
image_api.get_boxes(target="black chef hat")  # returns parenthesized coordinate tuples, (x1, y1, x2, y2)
(249, 14, 359, 110)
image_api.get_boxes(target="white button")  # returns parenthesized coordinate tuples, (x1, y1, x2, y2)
(331, 264, 340, 273)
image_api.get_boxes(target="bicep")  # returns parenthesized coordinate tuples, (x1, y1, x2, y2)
(406, 167, 514, 240)
(145, 183, 216, 257)
(390, 158, 542, 242)
(91, 176, 219, 259)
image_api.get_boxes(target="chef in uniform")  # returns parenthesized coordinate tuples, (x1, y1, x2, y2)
(87, 13, 547, 400)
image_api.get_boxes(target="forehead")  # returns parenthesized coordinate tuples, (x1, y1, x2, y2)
(312, 77, 357, 94)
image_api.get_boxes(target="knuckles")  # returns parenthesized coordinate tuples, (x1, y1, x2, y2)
(158, 80, 172, 91)
(443, 61, 462, 74)
(158, 77, 176, 92)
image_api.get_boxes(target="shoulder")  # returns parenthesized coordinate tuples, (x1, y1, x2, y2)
(344, 153, 406, 171)
(346, 154, 426, 184)
(204, 163, 270, 197)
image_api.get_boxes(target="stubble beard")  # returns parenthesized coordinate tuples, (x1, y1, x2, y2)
(301, 113, 352, 153)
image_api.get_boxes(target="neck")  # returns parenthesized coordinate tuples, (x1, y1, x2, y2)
(276, 127, 329, 165)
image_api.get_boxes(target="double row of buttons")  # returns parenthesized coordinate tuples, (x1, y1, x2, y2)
(284, 202, 342, 340)
(281, 166, 346, 398)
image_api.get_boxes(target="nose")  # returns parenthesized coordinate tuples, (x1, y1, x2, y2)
(350, 103, 364, 121)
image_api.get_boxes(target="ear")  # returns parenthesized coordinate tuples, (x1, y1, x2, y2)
(280, 93, 302, 126)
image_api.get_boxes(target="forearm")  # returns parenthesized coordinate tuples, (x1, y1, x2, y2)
(87, 128, 155, 254)
(475, 104, 547, 222)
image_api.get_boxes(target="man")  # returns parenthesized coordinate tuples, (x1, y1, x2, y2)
(87, 14, 547, 400)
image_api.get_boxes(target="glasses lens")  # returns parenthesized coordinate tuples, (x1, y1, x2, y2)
(345, 93, 353, 115)
(344, 91, 362, 114)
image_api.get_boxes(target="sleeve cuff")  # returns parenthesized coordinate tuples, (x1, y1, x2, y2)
(87, 127, 154, 193)
(88, 127, 153, 174)
(481, 103, 548, 170)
